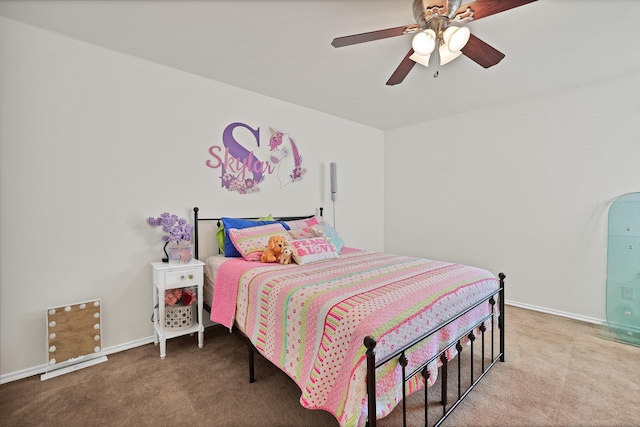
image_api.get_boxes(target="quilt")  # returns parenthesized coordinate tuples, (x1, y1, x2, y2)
(210, 249, 499, 427)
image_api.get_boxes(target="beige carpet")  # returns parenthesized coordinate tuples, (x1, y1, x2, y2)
(1, 306, 639, 427)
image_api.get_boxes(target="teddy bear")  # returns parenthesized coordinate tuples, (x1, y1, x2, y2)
(261, 235, 288, 263)
(279, 245, 294, 265)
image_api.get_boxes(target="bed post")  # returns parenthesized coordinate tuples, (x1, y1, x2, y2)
(499, 272, 506, 362)
(249, 347, 255, 383)
(364, 336, 377, 427)
(193, 207, 199, 260)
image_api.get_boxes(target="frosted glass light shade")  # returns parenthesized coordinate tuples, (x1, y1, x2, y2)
(409, 51, 431, 67)
(439, 44, 463, 65)
(443, 25, 470, 53)
(412, 29, 436, 56)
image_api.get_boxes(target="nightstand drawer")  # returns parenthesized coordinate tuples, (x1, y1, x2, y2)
(165, 268, 200, 287)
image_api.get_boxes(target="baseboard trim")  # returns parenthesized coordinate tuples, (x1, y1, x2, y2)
(0, 336, 155, 385)
(505, 300, 604, 325)
(1, 304, 603, 385)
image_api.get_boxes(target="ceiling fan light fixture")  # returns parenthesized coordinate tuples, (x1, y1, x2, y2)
(443, 25, 470, 53)
(411, 29, 436, 55)
(331, 0, 539, 85)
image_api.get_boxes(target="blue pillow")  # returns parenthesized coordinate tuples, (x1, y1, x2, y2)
(315, 222, 345, 254)
(221, 217, 290, 257)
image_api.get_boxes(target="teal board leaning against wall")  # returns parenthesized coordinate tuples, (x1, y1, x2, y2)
(607, 192, 640, 346)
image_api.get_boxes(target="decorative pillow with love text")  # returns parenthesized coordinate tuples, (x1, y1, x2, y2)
(290, 237, 339, 265)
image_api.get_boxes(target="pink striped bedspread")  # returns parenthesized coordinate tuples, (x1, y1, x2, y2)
(210, 249, 499, 427)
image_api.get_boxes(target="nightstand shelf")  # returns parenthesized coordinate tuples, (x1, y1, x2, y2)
(151, 259, 205, 358)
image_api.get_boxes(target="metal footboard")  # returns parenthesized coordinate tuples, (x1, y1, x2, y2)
(365, 273, 506, 427)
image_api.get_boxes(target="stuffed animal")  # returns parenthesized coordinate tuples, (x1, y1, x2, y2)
(279, 245, 294, 265)
(261, 235, 287, 263)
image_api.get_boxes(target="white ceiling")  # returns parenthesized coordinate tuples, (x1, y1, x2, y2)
(2, 0, 640, 131)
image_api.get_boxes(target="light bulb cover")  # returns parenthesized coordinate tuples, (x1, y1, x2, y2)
(443, 25, 470, 53)
(409, 52, 431, 67)
(411, 29, 436, 56)
(439, 43, 463, 65)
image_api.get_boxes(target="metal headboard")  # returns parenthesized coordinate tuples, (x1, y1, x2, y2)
(193, 206, 323, 260)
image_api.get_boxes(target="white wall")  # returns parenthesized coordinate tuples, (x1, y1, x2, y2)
(384, 72, 640, 323)
(0, 17, 384, 380)
(5, 12, 637, 382)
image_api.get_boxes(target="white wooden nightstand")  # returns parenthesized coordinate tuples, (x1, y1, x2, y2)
(151, 259, 205, 358)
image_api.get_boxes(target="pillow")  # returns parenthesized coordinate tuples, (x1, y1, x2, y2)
(229, 223, 289, 261)
(288, 226, 317, 240)
(216, 214, 274, 253)
(221, 217, 290, 257)
(313, 222, 344, 254)
(285, 215, 321, 230)
(290, 237, 339, 265)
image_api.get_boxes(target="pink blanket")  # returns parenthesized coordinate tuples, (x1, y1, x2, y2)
(210, 249, 498, 427)
(209, 258, 257, 329)
(210, 247, 361, 329)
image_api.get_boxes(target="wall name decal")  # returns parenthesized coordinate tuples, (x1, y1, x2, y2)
(206, 122, 306, 194)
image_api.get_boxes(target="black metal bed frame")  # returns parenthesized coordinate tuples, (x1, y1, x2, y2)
(365, 274, 505, 427)
(193, 206, 505, 427)
(193, 206, 321, 260)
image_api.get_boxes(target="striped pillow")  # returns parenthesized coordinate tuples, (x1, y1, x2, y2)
(229, 223, 289, 261)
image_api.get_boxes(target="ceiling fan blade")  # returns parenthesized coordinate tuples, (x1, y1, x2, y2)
(461, 34, 505, 68)
(456, 0, 537, 21)
(332, 25, 419, 48)
(386, 49, 417, 86)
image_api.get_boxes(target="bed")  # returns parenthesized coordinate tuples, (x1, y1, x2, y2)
(194, 207, 505, 427)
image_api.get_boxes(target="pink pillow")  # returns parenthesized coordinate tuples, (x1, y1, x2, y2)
(290, 237, 339, 265)
(229, 223, 289, 261)
(285, 216, 321, 230)
(288, 226, 317, 240)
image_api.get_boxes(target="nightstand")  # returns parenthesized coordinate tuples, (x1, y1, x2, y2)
(151, 259, 205, 358)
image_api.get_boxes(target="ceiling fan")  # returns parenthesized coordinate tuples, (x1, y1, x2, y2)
(331, 0, 538, 85)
